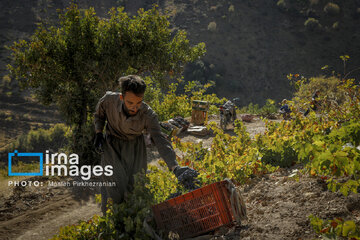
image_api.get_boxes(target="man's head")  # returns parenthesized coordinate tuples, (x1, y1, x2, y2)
(118, 75, 146, 116)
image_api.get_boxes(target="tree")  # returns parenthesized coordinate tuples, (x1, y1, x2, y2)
(8, 3, 205, 161)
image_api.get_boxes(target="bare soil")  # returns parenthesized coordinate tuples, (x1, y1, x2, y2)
(0, 116, 359, 240)
(0, 176, 102, 240)
(218, 168, 360, 240)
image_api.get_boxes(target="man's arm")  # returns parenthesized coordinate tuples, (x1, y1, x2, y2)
(94, 94, 107, 133)
(145, 110, 178, 171)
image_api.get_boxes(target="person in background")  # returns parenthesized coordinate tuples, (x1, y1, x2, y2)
(223, 99, 237, 122)
(279, 99, 291, 120)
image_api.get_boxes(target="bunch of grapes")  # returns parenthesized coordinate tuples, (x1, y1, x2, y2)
(177, 169, 201, 190)
(160, 122, 174, 132)
(174, 116, 190, 126)
(167, 169, 202, 200)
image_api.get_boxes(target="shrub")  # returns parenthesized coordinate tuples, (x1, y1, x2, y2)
(144, 77, 225, 121)
(310, 215, 360, 239)
(239, 100, 277, 117)
(324, 2, 340, 16)
(207, 21, 217, 32)
(259, 99, 278, 118)
(293, 76, 347, 106)
(228, 5, 235, 12)
(277, 0, 286, 9)
(239, 102, 260, 114)
(259, 141, 298, 168)
(304, 18, 321, 31)
(6, 123, 69, 153)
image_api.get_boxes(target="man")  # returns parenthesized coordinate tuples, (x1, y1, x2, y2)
(94, 75, 196, 214)
(223, 99, 237, 122)
(279, 99, 291, 120)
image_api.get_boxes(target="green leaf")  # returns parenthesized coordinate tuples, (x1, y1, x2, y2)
(309, 215, 323, 232)
(342, 220, 356, 236)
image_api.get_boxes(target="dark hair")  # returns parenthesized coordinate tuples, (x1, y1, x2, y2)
(118, 75, 146, 96)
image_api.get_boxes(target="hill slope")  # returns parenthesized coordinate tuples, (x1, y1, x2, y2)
(1, 0, 360, 105)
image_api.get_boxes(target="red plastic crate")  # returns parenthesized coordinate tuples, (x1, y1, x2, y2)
(152, 181, 234, 239)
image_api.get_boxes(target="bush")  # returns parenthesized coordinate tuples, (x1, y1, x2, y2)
(277, 0, 286, 9)
(260, 142, 298, 168)
(145, 77, 225, 121)
(239, 102, 260, 114)
(324, 2, 340, 16)
(310, 215, 360, 239)
(293, 76, 347, 106)
(228, 5, 235, 12)
(304, 17, 321, 31)
(328, 120, 360, 146)
(239, 99, 278, 118)
(259, 99, 278, 118)
(207, 21, 217, 32)
(6, 123, 69, 153)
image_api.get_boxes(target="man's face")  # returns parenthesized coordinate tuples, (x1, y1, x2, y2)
(120, 91, 144, 116)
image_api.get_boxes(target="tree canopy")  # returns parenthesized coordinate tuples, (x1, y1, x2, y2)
(8, 3, 205, 158)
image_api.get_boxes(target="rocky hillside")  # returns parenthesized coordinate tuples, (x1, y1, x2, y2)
(163, 0, 360, 104)
(1, 0, 360, 107)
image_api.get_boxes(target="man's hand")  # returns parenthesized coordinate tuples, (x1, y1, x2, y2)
(173, 166, 200, 190)
(94, 132, 105, 150)
(173, 166, 195, 177)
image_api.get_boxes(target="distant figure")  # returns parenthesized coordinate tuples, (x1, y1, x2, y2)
(223, 99, 237, 121)
(304, 89, 320, 116)
(279, 99, 291, 120)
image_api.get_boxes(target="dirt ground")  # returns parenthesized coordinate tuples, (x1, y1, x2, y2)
(212, 168, 360, 240)
(0, 116, 359, 240)
(0, 176, 102, 240)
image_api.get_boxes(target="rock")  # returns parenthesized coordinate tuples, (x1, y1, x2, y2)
(241, 114, 255, 122)
(187, 126, 210, 136)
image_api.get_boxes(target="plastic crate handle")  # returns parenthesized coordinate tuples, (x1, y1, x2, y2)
(225, 179, 248, 223)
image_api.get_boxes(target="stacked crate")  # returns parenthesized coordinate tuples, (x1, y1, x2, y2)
(191, 100, 209, 125)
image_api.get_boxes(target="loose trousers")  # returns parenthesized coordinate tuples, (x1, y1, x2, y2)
(100, 134, 147, 215)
